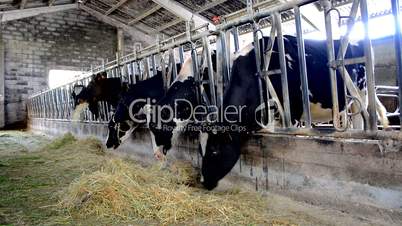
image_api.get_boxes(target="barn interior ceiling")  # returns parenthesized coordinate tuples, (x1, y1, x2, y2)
(0, 0, 396, 45)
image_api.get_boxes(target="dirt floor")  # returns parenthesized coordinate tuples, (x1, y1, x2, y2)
(0, 130, 399, 226)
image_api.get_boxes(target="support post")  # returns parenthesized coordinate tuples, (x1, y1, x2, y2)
(117, 28, 124, 59)
(322, 0, 341, 130)
(294, 6, 311, 128)
(274, 12, 292, 127)
(231, 27, 240, 53)
(391, 0, 402, 127)
(0, 30, 4, 128)
(360, 0, 377, 131)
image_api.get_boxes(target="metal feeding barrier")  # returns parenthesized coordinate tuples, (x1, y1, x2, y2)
(27, 0, 402, 135)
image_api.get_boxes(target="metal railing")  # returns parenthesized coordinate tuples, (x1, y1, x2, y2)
(27, 0, 401, 135)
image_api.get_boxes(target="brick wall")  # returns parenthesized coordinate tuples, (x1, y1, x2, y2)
(1, 9, 119, 127)
(372, 36, 397, 86)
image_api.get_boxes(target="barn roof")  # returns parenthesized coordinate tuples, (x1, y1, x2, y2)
(0, 0, 396, 45)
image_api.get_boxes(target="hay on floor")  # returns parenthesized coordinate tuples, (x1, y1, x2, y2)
(58, 158, 277, 225)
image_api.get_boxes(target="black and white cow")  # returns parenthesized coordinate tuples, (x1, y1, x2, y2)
(200, 35, 389, 190)
(72, 72, 127, 119)
(105, 64, 182, 149)
(147, 52, 217, 159)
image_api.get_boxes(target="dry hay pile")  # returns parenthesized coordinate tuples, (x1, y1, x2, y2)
(58, 159, 275, 225)
(72, 102, 89, 121)
(43, 133, 296, 225)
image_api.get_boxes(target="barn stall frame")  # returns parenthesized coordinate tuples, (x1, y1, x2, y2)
(27, 0, 402, 220)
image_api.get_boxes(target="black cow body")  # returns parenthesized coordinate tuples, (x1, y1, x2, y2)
(106, 73, 165, 148)
(201, 35, 387, 190)
(148, 52, 217, 159)
(106, 64, 183, 149)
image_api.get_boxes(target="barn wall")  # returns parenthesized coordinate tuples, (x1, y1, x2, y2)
(28, 118, 402, 221)
(0, 9, 121, 128)
(373, 36, 397, 86)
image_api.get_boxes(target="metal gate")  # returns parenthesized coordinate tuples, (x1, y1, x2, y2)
(27, 0, 402, 139)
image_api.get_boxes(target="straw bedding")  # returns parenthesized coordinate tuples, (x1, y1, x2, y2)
(72, 102, 89, 121)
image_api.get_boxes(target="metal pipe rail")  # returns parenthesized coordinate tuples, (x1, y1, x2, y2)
(27, 0, 400, 134)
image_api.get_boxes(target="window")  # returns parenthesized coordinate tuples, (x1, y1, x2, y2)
(48, 70, 85, 89)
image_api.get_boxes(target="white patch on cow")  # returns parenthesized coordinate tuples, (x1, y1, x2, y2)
(149, 130, 164, 160)
(171, 118, 190, 145)
(120, 121, 137, 143)
(233, 43, 253, 60)
(308, 89, 313, 98)
(285, 53, 293, 62)
(175, 57, 193, 83)
(285, 54, 294, 70)
(199, 132, 208, 157)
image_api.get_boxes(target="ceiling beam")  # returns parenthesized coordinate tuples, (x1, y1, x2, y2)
(105, 0, 129, 16)
(156, 18, 181, 32)
(128, 5, 161, 25)
(19, 0, 28, 9)
(79, 4, 155, 45)
(196, 0, 228, 12)
(151, 0, 214, 29)
(1, 3, 76, 22)
(155, 0, 226, 32)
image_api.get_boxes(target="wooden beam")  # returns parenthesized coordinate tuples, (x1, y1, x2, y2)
(156, 18, 181, 32)
(152, 0, 214, 29)
(19, 0, 28, 9)
(155, 0, 226, 32)
(196, 0, 228, 12)
(128, 5, 161, 25)
(105, 0, 129, 16)
(79, 4, 155, 45)
(0, 4, 76, 22)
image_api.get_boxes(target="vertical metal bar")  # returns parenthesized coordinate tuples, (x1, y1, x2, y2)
(294, 6, 312, 128)
(132, 62, 137, 84)
(190, 45, 200, 82)
(323, 0, 341, 129)
(52, 90, 55, 119)
(275, 12, 292, 127)
(160, 53, 168, 91)
(137, 60, 143, 81)
(151, 54, 157, 76)
(202, 36, 217, 106)
(169, 48, 178, 82)
(218, 31, 231, 88)
(232, 27, 240, 53)
(392, 0, 402, 127)
(179, 46, 185, 64)
(128, 63, 133, 84)
(143, 57, 150, 80)
(360, 0, 377, 131)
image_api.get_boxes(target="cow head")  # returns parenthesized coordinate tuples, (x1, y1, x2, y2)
(200, 131, 241, 190)
(106, 115, 132, 149)
(149, 120, 175, 156)
(71, 72, 108, 118)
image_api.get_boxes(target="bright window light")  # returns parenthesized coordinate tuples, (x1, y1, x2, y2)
(304, 15, 400, 41)
(48, 70, 85, 89)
